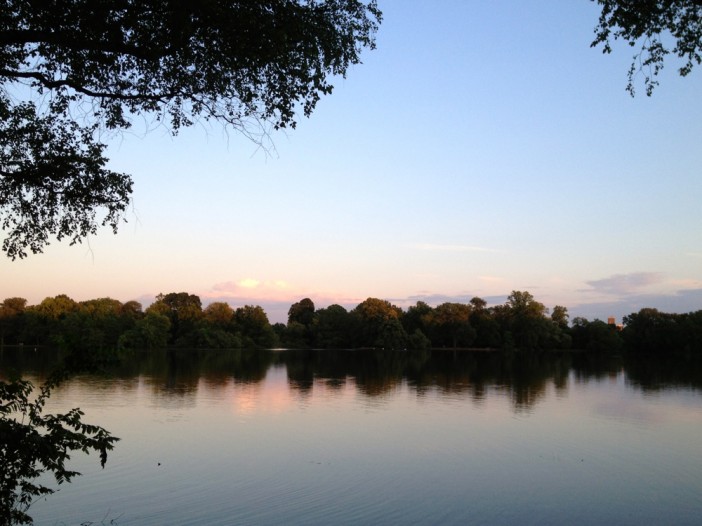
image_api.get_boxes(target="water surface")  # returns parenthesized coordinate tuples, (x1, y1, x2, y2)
(3, 349, 702, 525)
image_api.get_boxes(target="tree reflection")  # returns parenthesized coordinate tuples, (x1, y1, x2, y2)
(3, 348, 702, 414)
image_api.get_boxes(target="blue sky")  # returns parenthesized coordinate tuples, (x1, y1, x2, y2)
(3, 1, 701, 324)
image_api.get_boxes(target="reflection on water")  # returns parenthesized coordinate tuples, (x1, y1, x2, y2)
(2, 348, 702, 525)
(5, 348, 701, 411)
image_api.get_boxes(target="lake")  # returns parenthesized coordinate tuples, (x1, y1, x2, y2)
(3, 348, 702, 525)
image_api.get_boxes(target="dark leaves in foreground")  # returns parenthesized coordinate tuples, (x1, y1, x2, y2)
(0, 372, 119, 524)
(0, 1, 381, 258)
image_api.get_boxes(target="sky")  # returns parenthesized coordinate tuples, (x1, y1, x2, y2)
(2, 1, 702, 324)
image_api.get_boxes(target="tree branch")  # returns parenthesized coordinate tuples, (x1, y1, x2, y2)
(0, 68, 173, 102)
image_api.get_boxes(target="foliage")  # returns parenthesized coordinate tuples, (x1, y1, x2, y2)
(288, 298, 316, 327)
(424, 302, 476, 349)
(622, 308, 702, 357)
(402, 301, 432, 337)
(312, 304, 355, 349)
(287, 298, 316, 347)
(203, 302, 235, 330)
(147, 292, 202, 344)
(0, 0, 381, 258)
(5, 291, 702, 356)
(591, 0, 702, 95)
(0, 297, 27, 346)
(0, 372, 119, 524)
(0, 94, 132, 260)
(352, 297, 404, 348)
(234, 305, 278, 349)
(119, 311, 170, 350)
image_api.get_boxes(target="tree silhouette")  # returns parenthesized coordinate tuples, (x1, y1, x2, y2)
(0, 1, 381, 258)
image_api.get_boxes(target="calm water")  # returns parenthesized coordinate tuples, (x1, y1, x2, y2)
(3, 349, 702, 525)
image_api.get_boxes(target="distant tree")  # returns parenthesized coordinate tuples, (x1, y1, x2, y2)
(570, 316, 591, 350)
(287, 298, 316, 347)
(35, 294, 79, 320)
(500, 291, 570, 351)
(234, 305, 277, 348)
(585, 319, 623, 353)
(551, 305, 569, 330)
(401, 301, 433, 336)
(352, 298, 406, 348)
(407, 328, 431, 351)
(25, 295, 80, 346)
(375, 318, 409, 350)
(591, 0, 702, 96)
(281, 321, 310, 349)
(314, 304, 354, 349)
(62, 298, 126, 350)
(119, 311, 170, 350)
(79, 298, 123, 318)
(469, 297, 502, 348)
(622, 307, 692, 355)
(0, 297, 26, 346)
(425, 302, 476, 348)
(506, 291, 547, 319)
(0, 1, 381, 259)
(288, 298, 316, 327)
(120, 300, 143, 320)
(469, 297, 488, 310)
(0, 297, 26, 313)
(148, 292, 202, 344)
(203, 302, 235, 330)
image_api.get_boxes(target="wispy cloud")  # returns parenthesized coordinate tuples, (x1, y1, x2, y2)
(585, 272, 664, 295)
(412, 243, 499, 253)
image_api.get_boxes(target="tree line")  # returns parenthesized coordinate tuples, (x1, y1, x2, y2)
(1, 291, 701, 356)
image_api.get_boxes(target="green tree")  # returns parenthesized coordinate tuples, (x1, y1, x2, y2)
(34, 294, 79, 320)
(120, 300, 143, 320)
(425, 302, 476, 348)
(119, 311, 170, 350)
(288, 298, 316, 327)
(0, 1, 381, 259)
(401, 301, 433, 337)
(148, 292, 202, 344)
(287, 298, 316, 347)
(551, 305, 569, 330)
(234, 305, 277, 349)
(506, 291, 547, 319)
(203, 302, 235, 330)
(314, 304, 354, 348)
(0, 297, 26, 346)
(0, 373, 118, 525)
(61, 298, 126, 351)
(469, 296, 487, 310)
(352, 298, 406, 348)
(585, 319, 623, 353)
(570, 316, 591, 350)
(375, 318, 409, 350)
(27, 295, 80, 347)
(591, 0, 702, 96)
(622, 307, 689, 355)
(469, 297, 501, 348)
(501, 291, 568, 351)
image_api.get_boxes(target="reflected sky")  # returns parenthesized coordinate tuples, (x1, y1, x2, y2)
(3, 349, 702, 525)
